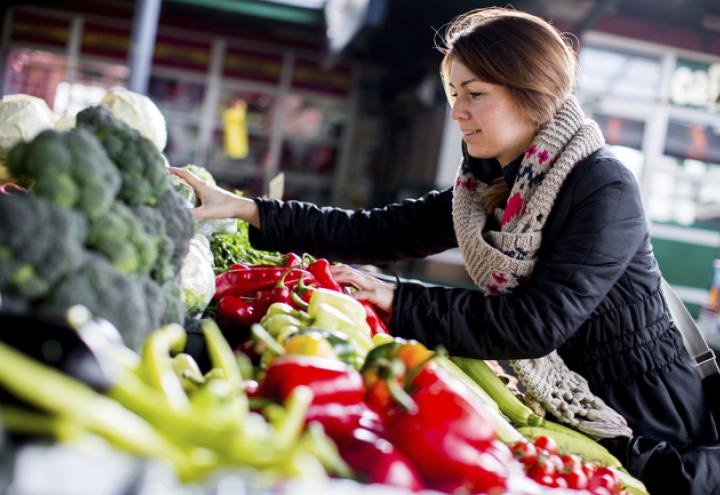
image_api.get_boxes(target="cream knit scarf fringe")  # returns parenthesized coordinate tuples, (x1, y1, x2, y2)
(452, 96, 632, 439)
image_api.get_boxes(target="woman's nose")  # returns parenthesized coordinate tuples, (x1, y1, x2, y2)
(450, 100, 467, 121)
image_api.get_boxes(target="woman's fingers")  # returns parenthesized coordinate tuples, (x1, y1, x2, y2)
(330, 264, 395, 313)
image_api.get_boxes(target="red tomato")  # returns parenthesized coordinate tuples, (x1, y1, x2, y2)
(561, 454, 583, 472)
(511, 440, 537, 460)
(527, 457, 556, 482)
(589, 472, 617, 492)
(562, 469, 589, 490)
(594, 466, 622, 492)
(533, 435, 558, 455)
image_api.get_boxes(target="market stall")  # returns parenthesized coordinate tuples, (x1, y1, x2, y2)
(0, 91, 649, 495)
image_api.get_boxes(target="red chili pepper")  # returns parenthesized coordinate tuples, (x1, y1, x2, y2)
(305, 402, 386, 448)
(0, 182, 27, 195)
(290, 275, 316, 310)
(215, 267, 311, 300)
(282, 252, 302, 268)
(216, 295, 267, 329)
(255, 268, 296, 307)
(307, 258, 342, 292)
(229, 263, 250, 271)
(361, 301, 390, 336)
(340, 428, 425, 491)
(386, 366, 507, 493)
(257, 355, 365, 406)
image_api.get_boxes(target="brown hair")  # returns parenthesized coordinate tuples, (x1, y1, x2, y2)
(439, 8, 577, 213)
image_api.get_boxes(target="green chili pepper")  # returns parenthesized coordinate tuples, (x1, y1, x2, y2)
(0, 341, 195, 475)
(142, 324, 189, 411)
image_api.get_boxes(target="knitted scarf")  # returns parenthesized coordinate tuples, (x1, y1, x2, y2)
(452, 96, 632, 439)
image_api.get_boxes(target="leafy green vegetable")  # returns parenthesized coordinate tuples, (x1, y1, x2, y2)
(210, 219, 281, 273)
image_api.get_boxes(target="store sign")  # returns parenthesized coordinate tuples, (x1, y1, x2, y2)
(670, 58, 720, 110)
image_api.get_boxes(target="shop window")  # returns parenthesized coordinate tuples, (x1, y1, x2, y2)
(148, 76, 205, 114)
(591, 113, 646, 181)
(4, 48, 127, 117)
(577, 45, 662, 101)
(647, 156, 720, 225)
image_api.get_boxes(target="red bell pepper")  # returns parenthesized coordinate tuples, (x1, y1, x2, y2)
(215, 267, 311, 300)
(386, 366, 508, 493)
(216, 295, 268, 329)
(340, 428, 425, 492)
(0, 182, 27, 195)
(307, 258, 343, 292)
(305, 402, 385, 448)
(256, 355, 365, 406)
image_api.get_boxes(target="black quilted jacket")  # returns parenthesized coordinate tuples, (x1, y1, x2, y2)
(249, 147, 719, 493)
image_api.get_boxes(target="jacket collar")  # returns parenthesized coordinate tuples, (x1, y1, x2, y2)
(462, 143, 523, 187)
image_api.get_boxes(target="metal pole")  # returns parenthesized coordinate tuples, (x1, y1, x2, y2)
(127, 0, 161, 94)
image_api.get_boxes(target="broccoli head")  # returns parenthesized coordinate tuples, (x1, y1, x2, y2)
(6, 129, 121, 219)
(41, 255, 165, 350)
(130, 204, 176, 284)
(87, 201, 158, 274)
(76, 106, 169, 206)
(155, 188, 193, 273)
(0, 194, 87, 299)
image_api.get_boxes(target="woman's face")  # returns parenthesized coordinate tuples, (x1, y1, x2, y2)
(448, 58, 536, 166)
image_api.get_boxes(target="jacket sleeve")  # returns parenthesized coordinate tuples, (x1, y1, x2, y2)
(391, 159, 648, 359)
(248, 188, 457, 264)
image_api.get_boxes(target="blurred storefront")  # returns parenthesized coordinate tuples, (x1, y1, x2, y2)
(0, 2, 364, 206)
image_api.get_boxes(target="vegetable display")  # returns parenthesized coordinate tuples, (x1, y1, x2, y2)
(0, 90, 652, 495)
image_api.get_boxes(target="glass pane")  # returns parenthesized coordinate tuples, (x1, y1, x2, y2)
(165, 120, 200, 166)
(281, 92, 345, 141)
(5, 48, 127, 118)
(664, 120, 720, 163)
(148, 76, 205, 114)
(647, 155, 720, 225)
(592, 113, 645, 149)
(578, 46, 662, 100)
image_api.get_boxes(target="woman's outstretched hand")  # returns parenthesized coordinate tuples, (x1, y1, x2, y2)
(330, 264, 396, 314)
(169, 167, 260, 227)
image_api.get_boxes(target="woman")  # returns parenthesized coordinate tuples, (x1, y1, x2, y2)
(172, 8, 719, 493)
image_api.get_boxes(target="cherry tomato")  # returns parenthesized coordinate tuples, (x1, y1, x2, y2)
(511, 440, 537, 460)
(527, 457, 556, 482)
(561, 454, 583, 472)
(562, 469, 589, 490)
(594, 466, 622, 492)
(589, 472, 617, 492)
(533, 435, 558, 455)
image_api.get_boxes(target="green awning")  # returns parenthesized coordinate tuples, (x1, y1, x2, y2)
(169, 0, 323, 25)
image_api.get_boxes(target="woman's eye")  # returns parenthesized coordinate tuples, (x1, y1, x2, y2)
(449, 92, 458, 98)
(469, 92, 484, 99)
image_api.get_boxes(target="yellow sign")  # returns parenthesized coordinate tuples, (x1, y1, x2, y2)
(223, 101, 249, 159)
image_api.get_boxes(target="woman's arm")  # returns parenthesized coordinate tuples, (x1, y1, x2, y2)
(248, 189, 458, 265)
(390, 159, 648, 359)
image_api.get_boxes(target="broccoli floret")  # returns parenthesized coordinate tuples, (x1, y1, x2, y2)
(41, 255, 165, 350)
(87, 202, 158, 274)
(161, 277, 185, 325)
(0, 194, 87, 299)
(6, 129, 121, 219)
(130, 204, 176, 284)
(156, 188, 193, 273)
(76, 106, 169, 206)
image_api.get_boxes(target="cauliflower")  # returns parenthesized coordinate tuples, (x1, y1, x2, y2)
(180, 234, 215, 317)
(170, 164, 237, 238)
(100, 87, 167, 151)
(0, 95, 57, 161)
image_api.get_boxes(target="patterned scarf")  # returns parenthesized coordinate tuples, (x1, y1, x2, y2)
(452, 96, 632, 439)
